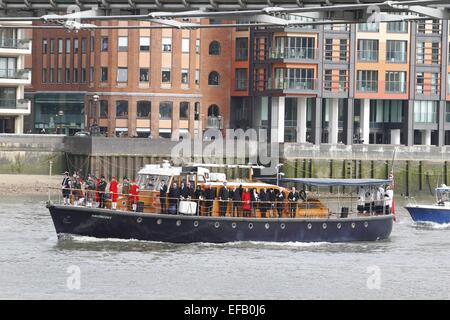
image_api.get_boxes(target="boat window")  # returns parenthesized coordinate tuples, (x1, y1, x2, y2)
(137, 174, 170, 191)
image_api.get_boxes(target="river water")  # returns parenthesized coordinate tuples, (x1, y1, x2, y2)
(1, 195, 450, 300)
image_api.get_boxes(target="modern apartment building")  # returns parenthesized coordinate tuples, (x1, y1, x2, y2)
(0, 23, 32, 134)
(244, 19, 450, 146)
(27, 20, 233, 139)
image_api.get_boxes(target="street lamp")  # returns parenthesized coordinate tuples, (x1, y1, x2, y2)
(217, 115, 223, 130)
(91, 93, 99, 136)
(58, 110, 64, 135)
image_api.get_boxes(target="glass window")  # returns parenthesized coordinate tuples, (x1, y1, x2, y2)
(357, 70, 378, 92)
(208, 104, 219, 117)
(90, 66, 94, 82)
(195, 69, 200, 85)
(385, 71, 406, 93)
(162, 37, 172, 52)
(182, 38, 190, 53)
(162, 68, 171, 83)
(101, 37, 108, 51)
(208, 71, 219, 85)
(358, 23, 379, 32)
(58, 39, 63, 53)
(66, 39, 70, 53)
(235, 38, 248, 61)
(50, 39, 54, 53)
(117, 67, 128, 82)
(414, 100, 437, 123)
(181, 69, 189, 84)
(159, 101, 173, 119)
(42, 39, 47, 54)
(386, 40, 407, 63)
(235, 69, 247, 90)
(357, 39, 379, 62)
(209, 41, 220, 55)
(81, 38, 86, 53)
(74, 38, 78, 53)
(116, 100, 128, 118)
(42, 68, 47, 83)
(387, 20, 408, 33)
(118, 37, 128, 52)
(140, 37, 150, 51)
(324, 39, 333, 61)
(90, 36, 94, 52)
(137, 101, 151, 118)
(81, 68, 86, 83)
(57, 68, 62, 83)
(100, 67, 108, 82)
(195, 39, 200, 54)
(180, 102, 189, 120)
(139, 68, 149, 82)
(73, 68, 78, 82)
(100, 100, 108, 118)
(65, 68, 70, 82)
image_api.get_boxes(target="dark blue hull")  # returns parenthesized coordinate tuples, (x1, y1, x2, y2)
(48, 205, 393, 243)
(405, 206, 450, 224)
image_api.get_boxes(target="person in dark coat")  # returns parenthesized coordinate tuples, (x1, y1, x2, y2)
(259, 188, 269, 218)
(218, 182, 229, 217)
(288, 187, 299, 218)
(204, 184, 215, 216)
(97, 175, 108, 208)
(268, 188, 276, 218)
(275, 189, 285, 218)
(61, 171, 72, 205)
(231, 187, 242, 217)
(159, 180, 168, 214)
(193, 185, 204, 215)
(168, 182, 180, 214)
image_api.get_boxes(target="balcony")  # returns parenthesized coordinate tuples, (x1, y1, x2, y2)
(356, 80, 378, 93)
(386, 51, 407, 64)
(268, 77, 317, 92)
(0, 69, 31, 85)
(385, 81, 407, 94)
(357, 50, 379, 62)
(0, 99, 30, 114)
(206, 116, 221, 129)
(0, 38, 32, 55)
(269, 47, 316, 60)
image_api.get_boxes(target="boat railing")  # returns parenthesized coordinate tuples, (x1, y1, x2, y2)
(47, 187, 391, 219)
(405, 196, 417, 207)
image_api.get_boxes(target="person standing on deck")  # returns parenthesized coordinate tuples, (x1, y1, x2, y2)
(97, 175, 108, 208)
(250, 188, 259, 217)
(242, 188, 251, 217)
(159, 180, 168, 214)
(288, 187, 299, 218)
(357, 186, 366, 213)
(168, 182, 180, 214)
(231, 186, 242, 217)
(109, 176, 119, 210)
(268, 188, 276, 218)
(122, 177, 130, 197)
(375, 185, 385, 214)
(276, 189, 285, 218)
(204, 184, 215, 216)
(129, 180, 139, 211)
(193, 185, 203, 215)
(61, 171, 72, 205)
(259, 188, 269, 218)
(218, 182, 230, 217)
(384, 185, 394, 214)
(85, 175, 96, 207)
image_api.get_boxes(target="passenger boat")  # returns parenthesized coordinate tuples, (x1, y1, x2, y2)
(47, 162, 394, 243)
(405, 185, 450, 224)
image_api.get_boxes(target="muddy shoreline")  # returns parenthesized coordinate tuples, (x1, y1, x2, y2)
(0, 175, 61, 196)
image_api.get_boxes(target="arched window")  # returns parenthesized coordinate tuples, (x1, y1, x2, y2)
(208, 71, 220, 85)
(208, 105, 220, 117)
(208, 41, 220, 55)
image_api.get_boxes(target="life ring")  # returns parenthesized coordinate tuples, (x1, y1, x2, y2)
(299, 190, 307, 201)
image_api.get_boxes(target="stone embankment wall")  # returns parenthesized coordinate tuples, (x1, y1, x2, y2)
(1, 135, 450, 196)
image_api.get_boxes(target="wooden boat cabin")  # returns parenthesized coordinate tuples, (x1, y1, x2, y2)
(116, 162, 329, 218)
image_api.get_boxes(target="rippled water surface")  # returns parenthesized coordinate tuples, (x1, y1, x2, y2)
(1, 195, 450, 299)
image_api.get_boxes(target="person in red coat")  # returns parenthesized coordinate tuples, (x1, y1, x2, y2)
(129, 180, 140, 211)
(242, 188, 251, 217)
(109, 176, 119, 210)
